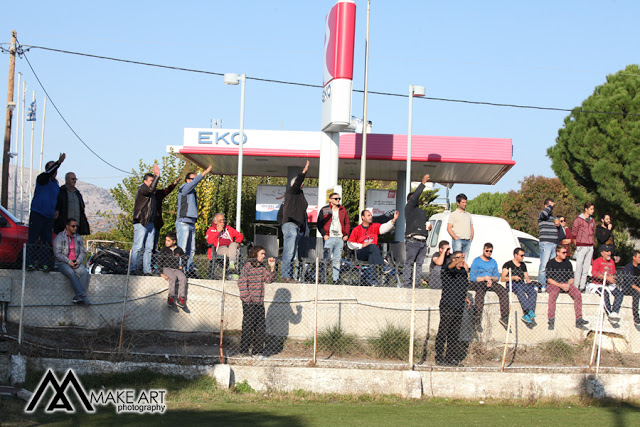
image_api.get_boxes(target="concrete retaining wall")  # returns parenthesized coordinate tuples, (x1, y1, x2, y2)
(2, 269, 639, 352)
(15, 357, 640, 400)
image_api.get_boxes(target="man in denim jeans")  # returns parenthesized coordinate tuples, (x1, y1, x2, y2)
(53, 218, 90, 305)
(176, 165, 213, 275)
(447, 193, 473, 261)
(131, 164, 160, 275)
(317, 192, 350, 283)
(537, 198, 560, 292)
(277, 160, 309, 282)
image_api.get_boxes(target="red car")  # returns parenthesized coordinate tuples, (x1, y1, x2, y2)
(0, 205, 28, 268)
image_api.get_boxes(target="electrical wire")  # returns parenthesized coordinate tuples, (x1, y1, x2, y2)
(16, 43, 133, 174)
(17, 44, 640, 118)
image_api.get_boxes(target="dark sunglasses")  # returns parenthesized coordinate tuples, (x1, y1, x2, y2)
(331, 197, 341, 200)
(484, 249, 493, 253)
(68, 224, 78, 228)
(559, 251, 568, 254)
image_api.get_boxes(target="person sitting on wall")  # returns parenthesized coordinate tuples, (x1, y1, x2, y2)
(159, 231, 188, 309)
(53, 217, 90, 305)
(469, 242, 510, 332)
(501, 247, 538, 327)
(546, 244, 589, 330)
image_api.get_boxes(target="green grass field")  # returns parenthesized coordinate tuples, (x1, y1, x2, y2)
(2, 370, 639, 426)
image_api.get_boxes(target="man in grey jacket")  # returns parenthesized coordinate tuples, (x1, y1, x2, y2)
(176, 165, 212, 274)
(53, 217, 89, 305)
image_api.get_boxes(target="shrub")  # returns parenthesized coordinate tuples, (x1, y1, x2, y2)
(317, 324, 360, 355)
(368, 324, 411, 360)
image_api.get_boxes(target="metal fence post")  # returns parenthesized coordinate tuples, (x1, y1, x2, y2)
(18, 244, 26, 349)
(590, 271, 607, 374)
(408, 262, 417, 369)
(501, 268, 513, 372)
(219, 254, 227, 362)
(118, 249, 133, 354)
(313, 257, 319, 366)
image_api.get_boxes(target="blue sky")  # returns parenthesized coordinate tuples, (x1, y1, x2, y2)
(1, 0, 638, 202)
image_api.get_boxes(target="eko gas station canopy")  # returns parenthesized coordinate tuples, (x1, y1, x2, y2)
(167, 128, 515, 185)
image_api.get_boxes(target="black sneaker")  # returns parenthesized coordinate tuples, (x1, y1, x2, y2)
(499, 316, 509, 330)
(575, 318, 589, 328)
(26, 264, 35, 272)
(41, 265, 51, 273)
(634, 318, 640, 326)
(548, 319, 555, 330)
(72, 296, 84, 305)
(474, 320, 483, 333)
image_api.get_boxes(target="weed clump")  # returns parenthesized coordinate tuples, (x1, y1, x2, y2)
(368, 324, 410, 360)
(317, 325, 360, 355)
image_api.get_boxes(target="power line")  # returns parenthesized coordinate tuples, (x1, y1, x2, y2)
(16, 43, 133, 174)
(17, 43, 640, 117)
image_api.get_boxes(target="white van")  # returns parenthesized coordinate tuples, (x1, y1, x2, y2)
(424, 212, 520, 276)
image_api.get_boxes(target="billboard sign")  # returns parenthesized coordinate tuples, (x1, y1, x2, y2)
(366, 189, 397, 217)
(256, 185, 319, 222)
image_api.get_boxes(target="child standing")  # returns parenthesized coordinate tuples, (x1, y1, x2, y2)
(237, 245, 276, 357)
(159, 232, 188, 309)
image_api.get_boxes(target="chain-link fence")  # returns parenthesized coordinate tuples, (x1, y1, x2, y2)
(1, 244, 639, 371)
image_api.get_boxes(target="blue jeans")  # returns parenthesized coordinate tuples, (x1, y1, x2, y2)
(176, 221, 196, 272)
(324, 237, 344, 282)
(452, 239, 471, 261)
(403, 240, 427, 288)
(512, 281, 537, 313)
(595, 285, 624, 314)
(281, 222, 301, 279)
(356, 244, 384, 265)
(538, 241, 557, 288)
(132, 222, 155, 274)
(56, 262, 89, 297)
(27, 211, 54, 268)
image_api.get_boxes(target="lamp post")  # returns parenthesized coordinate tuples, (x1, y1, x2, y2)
(406, 84, 425, 195)
(224, 73, 246, 232)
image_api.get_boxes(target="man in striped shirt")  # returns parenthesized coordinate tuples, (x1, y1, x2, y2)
(237, 246, 276, 357)
(538, 198, 560, 292)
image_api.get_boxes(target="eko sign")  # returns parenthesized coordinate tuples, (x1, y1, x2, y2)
(197, 131, 248, 145)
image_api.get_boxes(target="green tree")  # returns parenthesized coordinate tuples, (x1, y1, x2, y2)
(466, 192, 507, 217)
(548, 64, 640, 237)
(500, 175, 582, 236)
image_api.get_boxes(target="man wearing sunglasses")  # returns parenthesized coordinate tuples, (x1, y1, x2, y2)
(317, 192, 350, 283)
(502, 247, 537, 327)
(53, 218, 90, 305)
(469, 242, 510, 331)
(546, 244, 589, 330)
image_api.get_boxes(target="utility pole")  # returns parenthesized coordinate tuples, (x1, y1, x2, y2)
(2, 30, 17, 208)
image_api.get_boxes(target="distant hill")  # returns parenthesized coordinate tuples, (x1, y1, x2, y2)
(4, 167, 121, 232)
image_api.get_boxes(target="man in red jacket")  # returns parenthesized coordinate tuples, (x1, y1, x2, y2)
(317, 193, 351, 283)
(348, 209, 399, 265)
(206, 213, 244, 271)
(572, 201, 596, 291)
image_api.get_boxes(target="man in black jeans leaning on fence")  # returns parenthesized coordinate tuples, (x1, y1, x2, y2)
(623, 250, 640, 326)
(403, 173, 432, 288)
(435, 250, 470, 367)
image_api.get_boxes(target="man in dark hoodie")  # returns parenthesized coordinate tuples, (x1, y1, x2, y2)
(403, 173, 432, 288)
(277, 160, 309, 282)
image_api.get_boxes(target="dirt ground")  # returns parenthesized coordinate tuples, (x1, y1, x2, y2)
(3, 321, 640, 371)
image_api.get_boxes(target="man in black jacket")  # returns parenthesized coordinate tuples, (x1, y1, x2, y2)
(277, 160, 309, 281)
(131, 164, 160, 274)
(403, 173, 432, 288)
(596, 214, 620, 263)
(54, 172, 90, 235)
